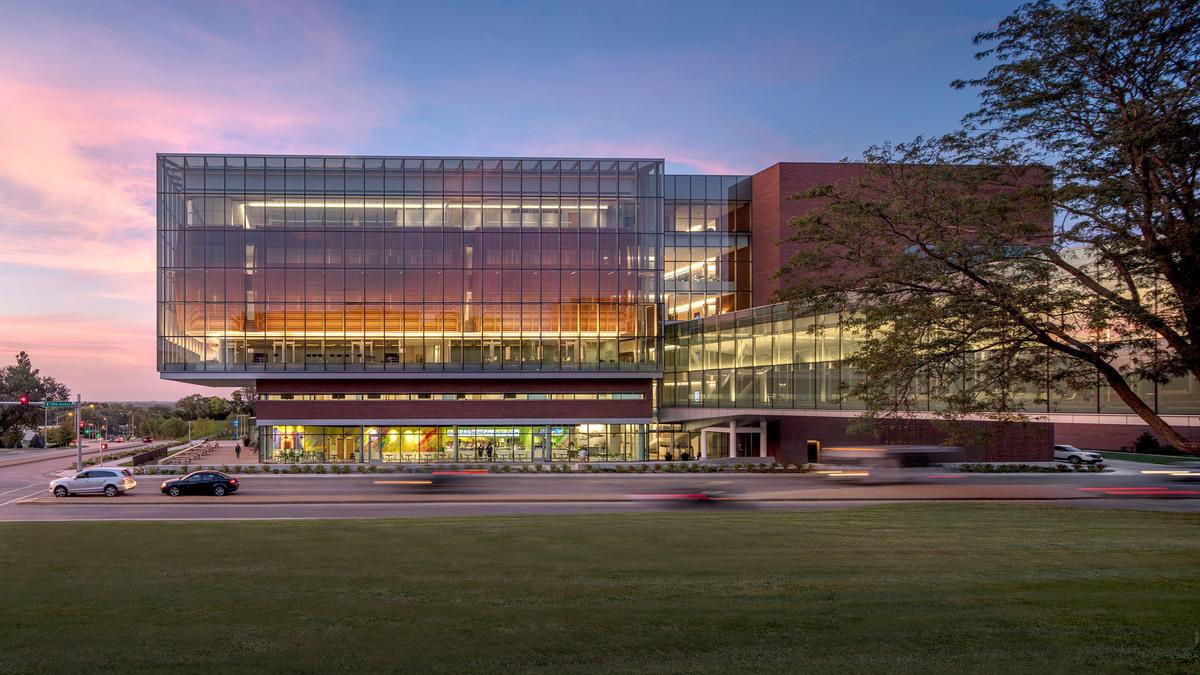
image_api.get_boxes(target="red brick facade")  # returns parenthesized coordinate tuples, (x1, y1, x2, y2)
(770, 415, 1053, 464)
(751, 162, 870, 306)
(1053, 422, 1200, 452)
(256, 378, 654, 423)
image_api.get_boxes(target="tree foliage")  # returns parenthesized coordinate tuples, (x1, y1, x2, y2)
(173, 394, 233, 421)
(782, 0, 1200, 452)
(230, 385, 256, 416)
(0, 352, 70, 448)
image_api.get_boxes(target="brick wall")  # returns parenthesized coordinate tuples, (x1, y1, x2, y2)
(772, 416, 1052, 463)
(1053, 422, 1200, 451)
(750, 162, 870, 306)
(255, 377, 654, 423)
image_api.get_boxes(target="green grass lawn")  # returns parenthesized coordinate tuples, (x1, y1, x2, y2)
(1, 504, 1197, 674)
(1101, 450, 1198, 465)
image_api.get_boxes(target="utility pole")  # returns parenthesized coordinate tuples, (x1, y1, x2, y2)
(75, 393, 83, 472)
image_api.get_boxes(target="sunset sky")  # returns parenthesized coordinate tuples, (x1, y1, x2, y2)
(0, 0, 1013, 401)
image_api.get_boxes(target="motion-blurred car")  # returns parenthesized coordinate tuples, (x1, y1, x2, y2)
(817, 445, 966, 483)
(161, 471, 239, 496)
(49, 468, 137, 497)
(374, 470, 489, 493)
(630, 482, 737, 505)
(1159, 461, 1200, 482)
(1053, 444, 1104, 464)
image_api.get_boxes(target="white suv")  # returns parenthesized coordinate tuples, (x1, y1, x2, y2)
(1053, 444, 1105, 465)
(49, 468, 137, 497)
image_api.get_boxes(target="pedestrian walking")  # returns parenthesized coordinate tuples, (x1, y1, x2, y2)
(235, 444, 242, 460)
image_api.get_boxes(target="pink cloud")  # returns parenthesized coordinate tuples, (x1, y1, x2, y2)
(0, 2, 401, 400)
(0, 314, 227, 401)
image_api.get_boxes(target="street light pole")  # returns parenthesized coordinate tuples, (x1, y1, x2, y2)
(74, 393, 82, 471)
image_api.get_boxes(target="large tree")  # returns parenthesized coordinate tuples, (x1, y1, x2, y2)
(781, 0, 1200, 452)
(230, 385, 256, 416)
(0, 351, 71, 447)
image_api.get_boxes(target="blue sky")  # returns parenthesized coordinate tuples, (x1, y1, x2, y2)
(0, 0, 1018, 399)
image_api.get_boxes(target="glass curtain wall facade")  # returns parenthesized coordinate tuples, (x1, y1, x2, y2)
(158, 156, 663, 373)
(663, 175, 752, 321)
(661, 303, 1200, 414)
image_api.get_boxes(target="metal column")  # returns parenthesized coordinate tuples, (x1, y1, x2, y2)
(74, 394, 82, 471)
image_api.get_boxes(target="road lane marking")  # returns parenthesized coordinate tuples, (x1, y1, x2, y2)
(0, 482, 45, 498)
(1, 485, 47, 508)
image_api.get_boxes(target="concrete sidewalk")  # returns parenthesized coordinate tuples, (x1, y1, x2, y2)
(157, 440, 252, 467)
(195, 440, 254, 466)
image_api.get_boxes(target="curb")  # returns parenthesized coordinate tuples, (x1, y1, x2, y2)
(14, 495, 1097, 506)
(0, 449, 107, 470)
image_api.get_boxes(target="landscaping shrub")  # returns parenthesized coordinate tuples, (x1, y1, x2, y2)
(1133, 432, 1161, 454)
(958, 463, 1076, 473)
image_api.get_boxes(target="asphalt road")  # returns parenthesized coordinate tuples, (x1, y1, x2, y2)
(0, 451, 1196, 521)
(0, 440, 150, 506)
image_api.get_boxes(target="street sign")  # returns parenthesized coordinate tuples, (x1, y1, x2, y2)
(45, 401, 74, 408)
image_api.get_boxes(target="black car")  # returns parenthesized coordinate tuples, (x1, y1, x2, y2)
(160, 471, 239, 497)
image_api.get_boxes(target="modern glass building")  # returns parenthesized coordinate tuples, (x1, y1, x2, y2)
(158, 155, 1200, 462)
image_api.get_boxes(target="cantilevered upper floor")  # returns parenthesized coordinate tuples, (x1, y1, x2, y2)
(157, 155, 666, 383)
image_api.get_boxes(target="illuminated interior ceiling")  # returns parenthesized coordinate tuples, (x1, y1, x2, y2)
(195, 331, 627, 339)
(667, 296, 720, 316)
(236, 200, 611, 228)
(663, 257, 719, 280)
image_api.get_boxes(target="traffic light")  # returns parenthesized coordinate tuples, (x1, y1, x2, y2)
(19, 395, 28, 405)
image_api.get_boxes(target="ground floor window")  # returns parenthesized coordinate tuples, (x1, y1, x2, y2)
(260, 424, 653, 463)
(647, 425, 702, 461)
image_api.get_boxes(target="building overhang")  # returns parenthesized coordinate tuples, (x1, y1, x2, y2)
(161, 371, 663, 387)
(657, 407, 1200, 428)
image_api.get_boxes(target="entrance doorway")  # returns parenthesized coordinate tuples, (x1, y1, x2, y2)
(735, 432, 759, 457)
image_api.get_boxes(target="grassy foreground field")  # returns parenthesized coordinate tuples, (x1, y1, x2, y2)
(0, 504, 1197, 674)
